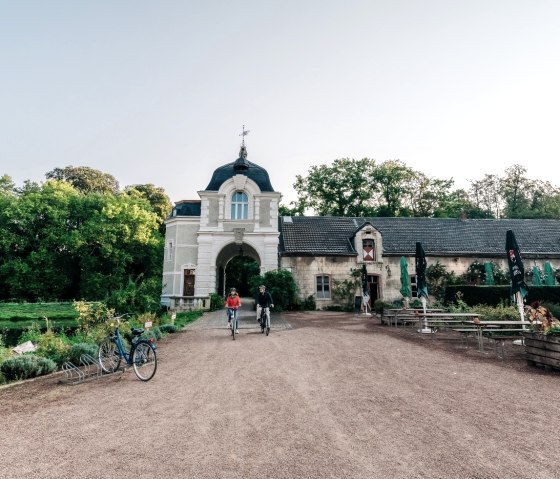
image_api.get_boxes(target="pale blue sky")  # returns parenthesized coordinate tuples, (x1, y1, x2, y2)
(1, 1, 559, 205)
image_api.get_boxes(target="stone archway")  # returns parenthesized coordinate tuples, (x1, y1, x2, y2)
(215, 242, 261, 297)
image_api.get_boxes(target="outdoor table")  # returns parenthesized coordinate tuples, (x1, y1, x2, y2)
(413, 312, 480, 332)
(389, 309, 445, 328)
(467, 320, 532, 352)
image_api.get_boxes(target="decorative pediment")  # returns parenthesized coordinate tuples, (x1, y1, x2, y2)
(233, 227, 245, 244)
(233, 174, 248, 191)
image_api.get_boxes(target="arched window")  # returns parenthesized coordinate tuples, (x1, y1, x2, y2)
(231, 191, 248, 219)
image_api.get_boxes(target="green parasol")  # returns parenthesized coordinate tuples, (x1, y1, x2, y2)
(532, 265, 542, 286)
(399, 256, 412, 299)
(544, 262, 556, 286)
(484, 262, 495, 285)
(506, 230, 528, 323)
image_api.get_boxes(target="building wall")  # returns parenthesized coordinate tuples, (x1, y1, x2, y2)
(161, 218, 199, 301)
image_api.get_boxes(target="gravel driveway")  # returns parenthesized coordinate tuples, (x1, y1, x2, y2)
(2, 305, 560, 479)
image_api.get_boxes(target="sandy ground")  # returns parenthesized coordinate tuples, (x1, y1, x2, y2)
(2, 304, 560, 479)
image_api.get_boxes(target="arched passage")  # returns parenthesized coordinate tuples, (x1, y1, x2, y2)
(215, 242, 261, 297)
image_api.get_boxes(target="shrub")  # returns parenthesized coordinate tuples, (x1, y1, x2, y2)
(74, 301, 114, 338)
(1, 354, 57, 381)
(36, 331, 71, 366)
(249, 269, 299, 312)
(210, 293, 224, 311)
(303, 295, 316, 311)
(374, 300, 392, 314)
(159, 324, 177, 334)
(67, 343, 99, 365)
(17, 321, 42, 344)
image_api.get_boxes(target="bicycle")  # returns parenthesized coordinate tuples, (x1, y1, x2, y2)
(98, 314, 157, 381)
(259, 306, 270, 336)
(228, 307, 237, 340)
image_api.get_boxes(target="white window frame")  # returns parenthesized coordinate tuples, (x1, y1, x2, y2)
(167, 240, 174, 261)
(231, 191, 248, 220)
(316, 275, 331, 299)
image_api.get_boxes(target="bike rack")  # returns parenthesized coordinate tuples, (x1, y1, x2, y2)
(61, 354, 103, 385)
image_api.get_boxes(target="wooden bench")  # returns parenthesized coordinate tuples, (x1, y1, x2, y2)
(452, 328, 479, 347)
(482, 329, 526, 358)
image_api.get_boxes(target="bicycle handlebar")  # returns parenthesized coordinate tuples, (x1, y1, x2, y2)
(111, 313, 130, 325)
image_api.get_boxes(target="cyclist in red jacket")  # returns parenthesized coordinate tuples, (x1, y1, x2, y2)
(225, 287, 242, 333)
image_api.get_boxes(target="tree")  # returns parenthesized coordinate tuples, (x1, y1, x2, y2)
(469, 174, 502, 218)
(370, 160, 416, 216)
(431, 189, 493, 219)
(293, 158, 377, 216)
(46, 166, 119, 195)
(123, 184, 172, 233)
(500, 164, 532, 218)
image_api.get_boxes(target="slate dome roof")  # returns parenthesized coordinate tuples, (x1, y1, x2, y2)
(204, 146, 275, 192)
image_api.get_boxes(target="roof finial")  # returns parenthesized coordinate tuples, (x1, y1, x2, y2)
(239, 125, 250, 148)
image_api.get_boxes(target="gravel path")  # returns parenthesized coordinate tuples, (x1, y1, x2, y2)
(2, 305, 560, 479)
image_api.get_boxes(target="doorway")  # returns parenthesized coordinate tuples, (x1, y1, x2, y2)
(183, 269, 195, 296)
(225, 256, 260, 297)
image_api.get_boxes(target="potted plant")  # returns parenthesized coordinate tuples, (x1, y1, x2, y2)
(524, 301, 560, 370)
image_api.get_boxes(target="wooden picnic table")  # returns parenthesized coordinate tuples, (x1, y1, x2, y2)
(383, 308, 444, 327)
(466, 320, 532, 352)
(407, 312, 480, 332)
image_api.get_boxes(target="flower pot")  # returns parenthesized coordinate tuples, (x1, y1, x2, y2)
(523, 332, 560, 371)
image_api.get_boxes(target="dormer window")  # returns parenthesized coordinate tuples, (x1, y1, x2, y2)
(363, 238, 376, 261)
(231, 191, 248, 219)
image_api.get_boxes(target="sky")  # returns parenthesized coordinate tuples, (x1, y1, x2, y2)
(1, 0, 559, 206)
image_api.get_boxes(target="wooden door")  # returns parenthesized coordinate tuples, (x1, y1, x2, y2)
(183, 269, 195, 296)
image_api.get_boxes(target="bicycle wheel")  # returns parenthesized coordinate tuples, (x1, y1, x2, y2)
(266, 314, 270, 336)
(132, 341, 157, 381)
(98, 338, 121, 373)
(231, 319, 236, 340)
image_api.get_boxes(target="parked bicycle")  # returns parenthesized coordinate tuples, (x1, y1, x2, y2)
(98, 314, 157, 381)
(228, 307, 237, 340)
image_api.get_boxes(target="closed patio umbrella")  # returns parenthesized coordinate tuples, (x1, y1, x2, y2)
(484, 262, 495, 285)
(415, 242, 430, 333)
(544, 262, 556, 286)
(506, 230, 528, 324)
(400, 256, 412, 308)
(361, 264, 370, 314)
(532, 265, 542, 286)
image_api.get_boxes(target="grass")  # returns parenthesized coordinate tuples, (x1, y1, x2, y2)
(166, 310, 204, 328)
(0, 302, 78, 321)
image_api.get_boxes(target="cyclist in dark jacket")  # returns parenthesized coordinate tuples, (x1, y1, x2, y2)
(255, 284, 274, 325)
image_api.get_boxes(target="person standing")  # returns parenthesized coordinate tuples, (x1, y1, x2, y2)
(255, 284, 274, 327)
(225, 287, 241, 333)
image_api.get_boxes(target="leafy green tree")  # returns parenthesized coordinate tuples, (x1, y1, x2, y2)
(431, 189, 493, 218)
(278, 202, 305, 217)
(500, 164, 533, 218)
(370, 160, 416, 216)
(469, 174, 503, 218)
(293, 158, 377, 216)
(123, 184, 172, 228)
(0, 174, 15, 196)
(0, 179, 163, 304)
(46, 166, 119, 194)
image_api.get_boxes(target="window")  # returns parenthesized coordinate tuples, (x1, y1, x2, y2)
(363, 238, 376, 261)
(167, 240, 174, 261)
(231, 191, 248, 219)
(411, 275, 418, 298)
(316, 275, 331, 299)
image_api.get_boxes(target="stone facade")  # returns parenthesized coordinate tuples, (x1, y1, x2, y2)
(162, 148, 560, 311)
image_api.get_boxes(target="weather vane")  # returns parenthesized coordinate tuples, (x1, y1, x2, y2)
(239, 125, 250, 147)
